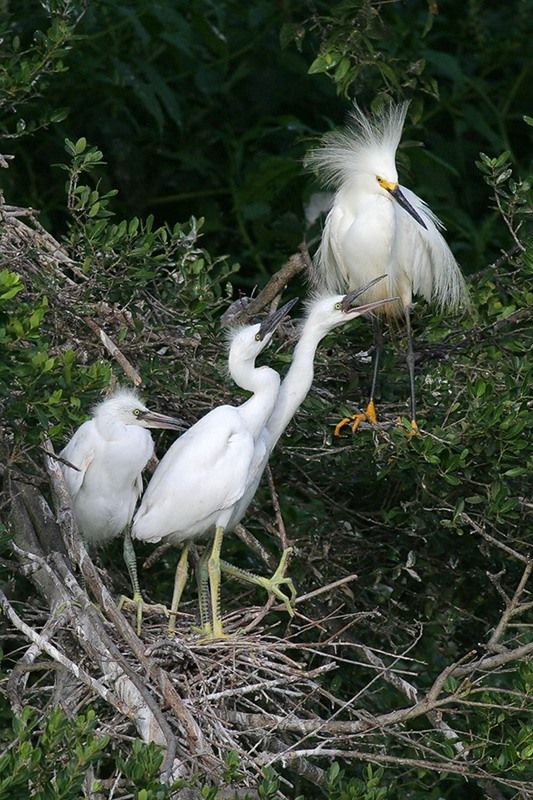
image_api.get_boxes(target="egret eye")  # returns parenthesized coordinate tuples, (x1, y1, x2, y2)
(335, 302, 341, 310)
(376, 175, 383, 184)
(255, 332, 261, 341)
(132, 408, 141, 417)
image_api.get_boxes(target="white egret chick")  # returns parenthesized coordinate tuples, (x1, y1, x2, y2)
(132, 299, 299, 639)
(60, 389, 184, 633)
(306, 101, 468, 431)
(207, 278, 398, 622)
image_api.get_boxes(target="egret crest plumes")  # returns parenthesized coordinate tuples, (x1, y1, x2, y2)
(306, 100, 469, 428)
(305, 102, 407, 190)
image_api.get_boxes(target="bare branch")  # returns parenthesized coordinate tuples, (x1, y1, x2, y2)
(83, 317, 143, 386)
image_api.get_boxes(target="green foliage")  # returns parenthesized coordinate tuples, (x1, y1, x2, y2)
(0, 1, 80, 139)
(0, 1, 532, 798)
(0, 706, 109, 800)
(325, 763, 391, 800)
(0, 269, 110, 444)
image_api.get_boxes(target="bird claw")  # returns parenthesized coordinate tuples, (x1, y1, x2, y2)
(334, 401, 378, 436)
(191, 622, 231, 641)
(118, 593, 169, 635)
(395, 417, 420, 436)
(258, 547, 297, 616)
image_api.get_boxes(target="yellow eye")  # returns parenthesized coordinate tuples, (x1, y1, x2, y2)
(255, 333, 261, 341)
(133, 408, 141, 417)
(376, 175, 383, 184)
(335, 302, 341, 310)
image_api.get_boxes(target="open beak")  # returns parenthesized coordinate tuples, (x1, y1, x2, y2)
(387, 185, 427, 230)
(140, 410, 186, 431)
(340, 281, 400, 314)
(258, 297, 299, 341)
(339, 274, 388, 310)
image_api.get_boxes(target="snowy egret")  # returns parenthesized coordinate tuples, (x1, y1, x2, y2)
(60, 389, 184, 633)
(133, 281, 395, 639)
(132, 299, 299, 638)
(306, 101, 468, 431)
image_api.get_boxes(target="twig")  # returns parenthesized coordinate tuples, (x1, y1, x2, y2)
(6, 608, 70, 713)
(142, 541, 174, 570)
(266, 466, 288, 551)
(295, 574, 359, 605)
(83, 317, 143, 386)
(42, 439, 217, 778)
(0, 589, 131, 716)
(233, 246, 307, 324)
(488, 561, 532, 651)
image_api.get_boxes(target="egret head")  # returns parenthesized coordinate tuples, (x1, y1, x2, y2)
(306, 101, 427, 229)
(94, 389, 184, 431)
(306, 276, 399, 335)
(227, 297, 298, 363)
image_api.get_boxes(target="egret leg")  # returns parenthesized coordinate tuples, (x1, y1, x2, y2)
(195, 547, 211, 635)
(334, 316, 383, 435)
(405, 309, 418, 430)
(365, 316, 383, 425)
(207, 526, 225, 640)
(220, 547, 296, 616)
(168, 544, 190, 636)
(119, 527, 168, 635)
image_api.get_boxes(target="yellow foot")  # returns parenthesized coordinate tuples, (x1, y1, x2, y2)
(194, 623, 230, 641)
(118, 593, 169, 636)
(394, 418, 420, 437)
(366, 400, 378, 424)
(334, 401, 379, 435)
(257, 547, 297, 616)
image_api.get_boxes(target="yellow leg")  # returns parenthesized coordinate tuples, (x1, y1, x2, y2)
(168, 544, 190, 636)
(207, 526, 225, 640)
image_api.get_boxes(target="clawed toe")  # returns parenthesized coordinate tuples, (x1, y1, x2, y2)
(118, 593, 169, 635)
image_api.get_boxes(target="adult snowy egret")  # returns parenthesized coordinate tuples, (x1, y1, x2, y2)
(132, 299, 299, 639)
(60, 389, 184, 633)
(306, 101, 468, 431)
(133, 280, 395, 639)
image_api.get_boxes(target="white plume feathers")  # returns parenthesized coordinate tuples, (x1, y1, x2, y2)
(305, 101, 409, 187)
(306, 100, 469, 313)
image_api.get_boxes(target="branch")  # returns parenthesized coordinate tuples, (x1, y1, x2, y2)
(42, 440, 217, 777)
(231, 245, 308, 324)
(83, 317, 143, 386)
(0, 589, 131, 716)
(266, 466, 289, 551)
(488, 560, 532, 651)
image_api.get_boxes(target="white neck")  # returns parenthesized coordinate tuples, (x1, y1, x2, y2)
(230, 356, 281, 439)
(266, 320, 326, 449)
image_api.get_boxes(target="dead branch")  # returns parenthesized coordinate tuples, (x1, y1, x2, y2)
(83, 317, 143, 386)
(266, 466, 289, 551)
(231, 246, 308, 324)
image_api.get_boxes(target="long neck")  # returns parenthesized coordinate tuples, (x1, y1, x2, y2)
(230, 357, 281, 438)
(266, 320, 325, 448)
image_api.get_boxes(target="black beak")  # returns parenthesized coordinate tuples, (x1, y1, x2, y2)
(339, 275, 388, 311)
(388, 185, 428, 230)
(340, 293, 400, 315)
(139, 410, 186, 431)
(258, 297, 299, 341)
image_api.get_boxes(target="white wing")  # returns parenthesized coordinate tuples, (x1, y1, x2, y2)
(59, 420, 98, 500)
(396, 186, 468, 311)
(315, 202, 351, 293)
(132, 406, 256, 542)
